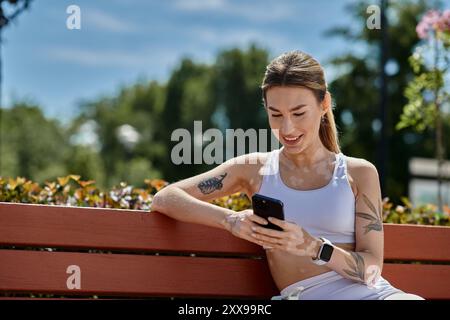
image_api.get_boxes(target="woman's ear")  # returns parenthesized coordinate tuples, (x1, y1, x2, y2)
(321, 91, 332, 116)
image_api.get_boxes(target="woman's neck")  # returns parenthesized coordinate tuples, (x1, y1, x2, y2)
(280, 142, 334, 170)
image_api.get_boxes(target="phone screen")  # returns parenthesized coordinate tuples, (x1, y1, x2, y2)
(251, 194, 285, 231)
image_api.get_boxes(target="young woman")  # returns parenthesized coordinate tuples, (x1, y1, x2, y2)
(151, 50, 424, 300)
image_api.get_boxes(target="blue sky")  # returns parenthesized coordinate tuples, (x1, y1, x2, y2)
(2, 0, 448, 123)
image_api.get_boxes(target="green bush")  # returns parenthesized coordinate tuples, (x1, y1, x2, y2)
(0, 176, 448, 226)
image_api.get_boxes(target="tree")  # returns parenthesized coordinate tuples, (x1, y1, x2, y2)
(74, 80, 166, 188)
(0, 103, 70, 182)
(396, 9, 450, 212)
(325, 0, 449, 203)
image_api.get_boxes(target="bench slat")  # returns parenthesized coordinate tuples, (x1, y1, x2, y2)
(0, 202, 262, 256)
(2, 203, 450, 261)
(384, 224, 450, 262)
(2, 203, 450, 262)
(382, 263, 450, 300)
(0, 249, 279, 298)
(2, 202, 450, 300)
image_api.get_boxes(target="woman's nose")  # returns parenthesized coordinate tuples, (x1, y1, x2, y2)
(281, 117, 296, 135)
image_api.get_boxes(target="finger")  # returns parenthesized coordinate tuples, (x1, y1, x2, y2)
(251, 225, 285, 238)
(248, 214, 268, 226)
(251, 232, 282, 244)
(257, 239, 282, 250)
(268, 217, 292, 230)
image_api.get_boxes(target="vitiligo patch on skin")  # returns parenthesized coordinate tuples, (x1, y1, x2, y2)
(279, 153, 337, 189)
(295, 238, 318, 257)
(366, 265, 382, 288)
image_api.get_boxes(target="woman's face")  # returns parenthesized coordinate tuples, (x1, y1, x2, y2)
(265, 86, 327, 154)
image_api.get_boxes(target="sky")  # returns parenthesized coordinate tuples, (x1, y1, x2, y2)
(2, 0, 449, 124)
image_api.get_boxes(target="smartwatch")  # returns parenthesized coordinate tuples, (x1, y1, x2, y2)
(311, 237, 334, 265)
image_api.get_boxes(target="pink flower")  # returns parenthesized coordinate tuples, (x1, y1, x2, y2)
(416, 20, 430, 39)
(422, 10, 441, 26)
(417, 9, 450, 38)
(438, 9, 450, 31)
(443, 9, 450, 21)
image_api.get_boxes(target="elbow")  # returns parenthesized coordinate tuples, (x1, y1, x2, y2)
(151, 188, 171, 213)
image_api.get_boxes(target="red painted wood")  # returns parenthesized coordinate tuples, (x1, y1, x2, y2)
(0, 250, 279, 298)
(0, 202, 263, 255)
(382, 263, 450, 300)
(1, 202, 450, 299)
(384, 224, 450, 262)
(0, 298, 106, 300)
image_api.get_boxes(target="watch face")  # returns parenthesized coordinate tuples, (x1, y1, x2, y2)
(320, 244, 334, 262)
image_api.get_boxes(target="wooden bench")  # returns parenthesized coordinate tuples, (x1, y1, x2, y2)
(0, 202, 449, 299)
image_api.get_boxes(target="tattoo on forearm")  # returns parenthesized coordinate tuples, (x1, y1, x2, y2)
(356, 194, 383, 234)
(197, 173, 228, 194)
(343, 252, 366, 283)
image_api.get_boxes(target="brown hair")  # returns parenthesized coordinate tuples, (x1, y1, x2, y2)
(261, 50, 340, 153)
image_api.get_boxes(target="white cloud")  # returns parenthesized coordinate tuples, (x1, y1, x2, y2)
(45, 46, 177, 69)
(84, 8, 138, 33)
(184, 27, 292, 50)
(173, 0, 296, 22)
(174, 0, 227, 11)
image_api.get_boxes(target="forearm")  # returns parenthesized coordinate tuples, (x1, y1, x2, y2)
(316, 244, 383, 286)
(151, 187, 235, 231)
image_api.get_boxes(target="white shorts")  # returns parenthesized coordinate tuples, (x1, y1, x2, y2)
(270, 271, 408, 300)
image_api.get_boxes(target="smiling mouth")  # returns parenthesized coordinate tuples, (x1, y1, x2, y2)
(282, 134, 304, 144)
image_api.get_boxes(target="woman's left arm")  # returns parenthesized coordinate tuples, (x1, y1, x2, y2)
(323, 160, 384, 286)
(250, 160, 384, 287)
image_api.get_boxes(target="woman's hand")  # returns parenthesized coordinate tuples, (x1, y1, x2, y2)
(250, 217, 322, 257)
(224, 209, 271, 247)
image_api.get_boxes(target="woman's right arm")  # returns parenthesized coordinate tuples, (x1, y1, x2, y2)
(150, 155, 268, 237)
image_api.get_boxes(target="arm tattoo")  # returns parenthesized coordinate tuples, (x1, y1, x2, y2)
(356, 194, 383, 234)
(197, 173, 228, 194)
(343, 252, 366, 283)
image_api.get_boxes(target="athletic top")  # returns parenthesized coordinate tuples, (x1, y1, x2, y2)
(257, 148, 356, 243)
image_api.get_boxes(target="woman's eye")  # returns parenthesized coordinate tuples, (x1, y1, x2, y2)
(271, 113, 305, 118)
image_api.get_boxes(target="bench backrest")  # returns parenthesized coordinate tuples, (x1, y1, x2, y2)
(0, 202, 449, 299)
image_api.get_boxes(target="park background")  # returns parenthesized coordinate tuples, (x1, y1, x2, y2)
(0, 0, 449, 224)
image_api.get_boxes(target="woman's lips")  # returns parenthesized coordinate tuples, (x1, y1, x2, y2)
(282, 134, 304, 146)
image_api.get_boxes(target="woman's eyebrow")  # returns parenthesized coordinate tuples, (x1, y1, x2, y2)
(268, 104, 307, 112)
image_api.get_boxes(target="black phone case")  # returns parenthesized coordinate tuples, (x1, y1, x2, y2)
(251, 194, 285, 231)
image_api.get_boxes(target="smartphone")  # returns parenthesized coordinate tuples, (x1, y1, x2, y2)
(251, 193, 285, 231)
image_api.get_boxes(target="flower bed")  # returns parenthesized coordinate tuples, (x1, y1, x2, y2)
(0, 176, 448, 226)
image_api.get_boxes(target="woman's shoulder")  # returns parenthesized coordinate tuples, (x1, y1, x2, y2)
(345, 155, 379, 175)
(344, 155, 379, 198)
(227, 150, 275, 166)
(227, 151, 273, 196)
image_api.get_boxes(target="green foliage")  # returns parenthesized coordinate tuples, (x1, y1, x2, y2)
(0, 175, 167, 211)
(325, 0, 449, 203)
(1, 176, 448, 226)
(383, 196, 450, 226)
(396, 71, 440, 132)
(2, 2, 449, 208)
(396, 49, 448, 132)
(0, 104, 70, 181)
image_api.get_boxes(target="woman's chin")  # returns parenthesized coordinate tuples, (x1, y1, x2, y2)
(281, 143, 305, 154)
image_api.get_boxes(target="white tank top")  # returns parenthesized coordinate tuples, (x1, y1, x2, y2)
(257, 148, 356, 243)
